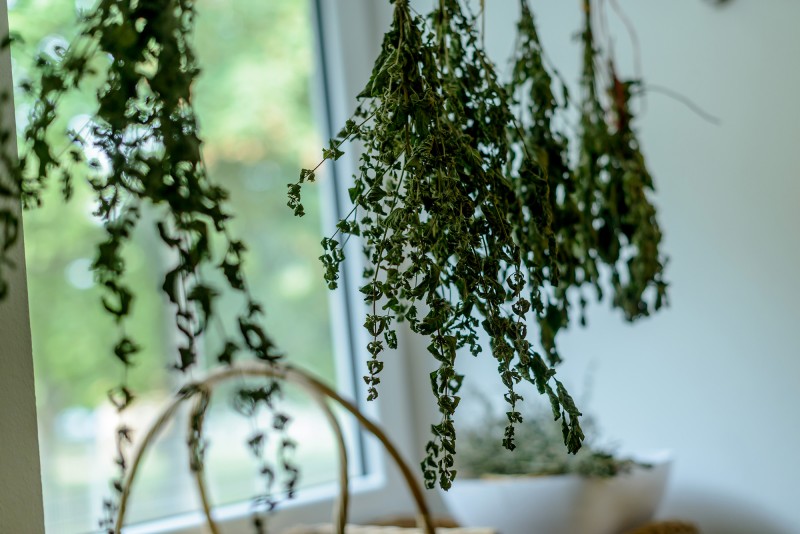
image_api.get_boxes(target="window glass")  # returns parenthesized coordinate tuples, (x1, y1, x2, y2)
(9, 0, 346, 531)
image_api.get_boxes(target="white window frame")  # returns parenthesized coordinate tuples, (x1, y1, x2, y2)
(0, 0, 428, 532)
(0, 5, 46, 533)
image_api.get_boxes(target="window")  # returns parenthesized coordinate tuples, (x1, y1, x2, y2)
(1, 1, 421, 532)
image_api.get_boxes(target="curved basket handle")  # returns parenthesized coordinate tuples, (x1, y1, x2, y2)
(186, 374, 350, 534)
(114, 361, 435, 534)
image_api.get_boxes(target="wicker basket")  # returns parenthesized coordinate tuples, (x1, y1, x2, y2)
(112, 361, 489, 534)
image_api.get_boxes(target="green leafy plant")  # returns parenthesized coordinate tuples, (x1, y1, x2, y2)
(456, 399, 641, 479)
(290, 0, 667, 490)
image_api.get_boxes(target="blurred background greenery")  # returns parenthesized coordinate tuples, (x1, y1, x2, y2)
(8, 0, 342, 530)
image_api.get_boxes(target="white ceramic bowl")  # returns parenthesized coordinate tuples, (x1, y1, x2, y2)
(440, 451, 672, 534)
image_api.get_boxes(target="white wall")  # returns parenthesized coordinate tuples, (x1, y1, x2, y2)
(391, 1, 800, 532)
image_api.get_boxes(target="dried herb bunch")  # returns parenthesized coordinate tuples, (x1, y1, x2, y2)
(291, 0, 669, 490)
(507, 0, 668, 366)
(1, 0, 296, 527)
(575, 0, 668, 321)
(506, 0, 580, 367)
(290, 0, 587, 490)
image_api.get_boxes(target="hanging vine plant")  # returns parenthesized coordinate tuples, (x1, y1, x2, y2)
(291, 0, 669, 490)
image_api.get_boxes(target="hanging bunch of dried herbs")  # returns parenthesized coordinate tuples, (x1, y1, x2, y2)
(3, 0, 296, 527)
(292, 0, 671, 489)
(290, 0, 584, 490)
(575, 0, 668, 320)
(506, 0, 583, 367)
(507, 0, 668, 365)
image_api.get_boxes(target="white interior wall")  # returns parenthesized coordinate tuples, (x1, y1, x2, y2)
(390, 1, 800, 532)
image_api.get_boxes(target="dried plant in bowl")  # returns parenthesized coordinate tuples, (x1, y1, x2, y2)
(455, 401, 642, 479)
(442, 400, 672, 534)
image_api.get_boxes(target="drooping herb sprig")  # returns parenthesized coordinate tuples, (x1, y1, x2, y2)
(506, 0, 580, 367)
